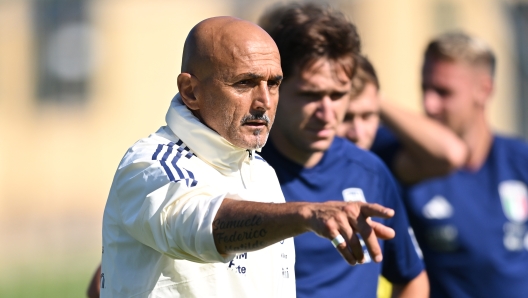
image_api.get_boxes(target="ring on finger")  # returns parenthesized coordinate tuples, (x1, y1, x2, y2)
(331, 235, 346, 248)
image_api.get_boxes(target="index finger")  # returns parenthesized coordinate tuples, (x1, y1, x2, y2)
(354, 214, 384, 263)
(360, 203, 394, 219)
(356, 204, 394, 263)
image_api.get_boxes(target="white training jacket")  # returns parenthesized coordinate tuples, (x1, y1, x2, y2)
(101, 94, 296, 297)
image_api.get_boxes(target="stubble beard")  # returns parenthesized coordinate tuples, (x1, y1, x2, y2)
(252, 129, 269, 150)
(226, 112, 272, 150)
(227, 126, 270, 150)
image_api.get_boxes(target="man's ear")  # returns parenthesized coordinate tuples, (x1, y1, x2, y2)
(474, 73, 493, 108)
(177, 73, 200, 110)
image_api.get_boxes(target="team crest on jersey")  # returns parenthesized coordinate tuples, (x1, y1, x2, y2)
(342, 188, 366, 203)
(422, 195, 453, 219)
(499, 180, 528, 223)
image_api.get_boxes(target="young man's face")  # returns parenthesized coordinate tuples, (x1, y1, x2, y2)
(337, 82, 380, 150)
(421, 58, 489, 136)
(271, 58, 352, 155)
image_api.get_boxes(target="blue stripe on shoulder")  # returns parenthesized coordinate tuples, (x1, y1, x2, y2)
(255, 155, 267, 163)
(184, 169, 198, 187)
(152, 144, 163, 160)
(159, 160, 176, 182)
(151, 140, 198, 186)
(171, 153, 185, 179)
(161, 146, 174, 162)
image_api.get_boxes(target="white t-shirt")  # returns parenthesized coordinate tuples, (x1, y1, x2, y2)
(101, 94, 296, 297)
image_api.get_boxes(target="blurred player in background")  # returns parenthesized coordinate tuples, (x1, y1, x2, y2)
(337, 51, 466, 298)
(258, 3, 428, 298)
(338, 55, 468, 184)
(373, 32, 528, 297)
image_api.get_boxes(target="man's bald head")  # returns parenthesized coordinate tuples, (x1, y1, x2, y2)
(181, 16, 278, 79)
(177, 16, 283, 150)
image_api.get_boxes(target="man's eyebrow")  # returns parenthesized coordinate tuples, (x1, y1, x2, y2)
(297, 88, 348, 94)
(234, 73, 283, 81)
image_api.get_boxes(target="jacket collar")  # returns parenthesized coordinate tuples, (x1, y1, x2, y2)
(165, 94, 252, 174)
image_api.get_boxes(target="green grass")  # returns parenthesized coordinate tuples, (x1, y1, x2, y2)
(0, 252, 99, 298)
(1, 273, 89, 298)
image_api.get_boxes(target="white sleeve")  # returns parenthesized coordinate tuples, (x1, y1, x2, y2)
(113, 159, 233, 263)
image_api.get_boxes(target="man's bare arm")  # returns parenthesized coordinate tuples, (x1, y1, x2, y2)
(391, 270, 429, 298)
(380, 98, 468, 184)
(213, 199, 395, 265)
(89, 199, 395, 293)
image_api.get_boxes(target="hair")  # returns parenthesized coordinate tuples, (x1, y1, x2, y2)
(350, 55, 379, 98)
(424, 32, 496, 77)
(258, 2, 361, 80)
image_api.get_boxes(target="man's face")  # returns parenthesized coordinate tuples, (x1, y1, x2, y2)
(272, 58, 352, 154)
(337, 83, 380, 150)
(421, 58, 486, 136)
(197, 40, 283, 150)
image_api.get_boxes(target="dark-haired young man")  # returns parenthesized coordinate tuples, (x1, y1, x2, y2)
(258, 3, 428, 297)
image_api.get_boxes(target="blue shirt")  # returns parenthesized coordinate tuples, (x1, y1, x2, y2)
(373, 129, 528, 298)
(260, 137, 424, 298)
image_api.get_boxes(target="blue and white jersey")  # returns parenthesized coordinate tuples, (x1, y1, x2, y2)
(373, 129, 528, 298)
(261, 137, 424, 298)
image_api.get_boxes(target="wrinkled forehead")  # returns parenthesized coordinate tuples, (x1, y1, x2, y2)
(213, 36, 281, 72)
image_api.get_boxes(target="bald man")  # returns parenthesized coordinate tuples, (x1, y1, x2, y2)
(98, 17, 395, 297)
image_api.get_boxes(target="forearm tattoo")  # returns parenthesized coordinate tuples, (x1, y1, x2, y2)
(213, 216, 268, 252)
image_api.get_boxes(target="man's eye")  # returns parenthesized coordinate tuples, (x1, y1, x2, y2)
(437, 89, 451, 97)
(298, 92, 322, 101)
(330, 92, 348, 100)
(362, 113, 374, 120)
(268, 80, 281, 87)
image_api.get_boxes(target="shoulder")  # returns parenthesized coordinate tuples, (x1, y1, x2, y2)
(334, 137, 391, 176)
(116, 127, 201, 186)
(253, 152, 278, 173)
(370, 126, 401, 168)
(372, 126, 400, 148)
(494, 135, 528, 158)
(330, 139, 400, 203)
(334, 138, 401, 208)
(492, 135, 528, 172)
(121, 127, 195, 166)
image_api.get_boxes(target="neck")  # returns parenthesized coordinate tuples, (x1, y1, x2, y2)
(269, 132, 324, 168)
(460, 114, 492, 171)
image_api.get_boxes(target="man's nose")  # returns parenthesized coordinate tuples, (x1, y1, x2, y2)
(315, 96, 334, 122)
(253, 82, 272, 111)
(346, 119, 362, 141)
(423, 90, 442, 116)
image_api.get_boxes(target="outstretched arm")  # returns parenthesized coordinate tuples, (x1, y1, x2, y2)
(213, 199, 395, 265)
(380, 98, 468, 184)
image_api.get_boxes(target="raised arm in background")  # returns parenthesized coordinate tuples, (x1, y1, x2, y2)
(380, 98, 468, 184)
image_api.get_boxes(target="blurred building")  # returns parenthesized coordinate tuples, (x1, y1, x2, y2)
(0, 0, 526, 296)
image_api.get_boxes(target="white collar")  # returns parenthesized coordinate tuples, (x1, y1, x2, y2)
(165, 94, 253, 174)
